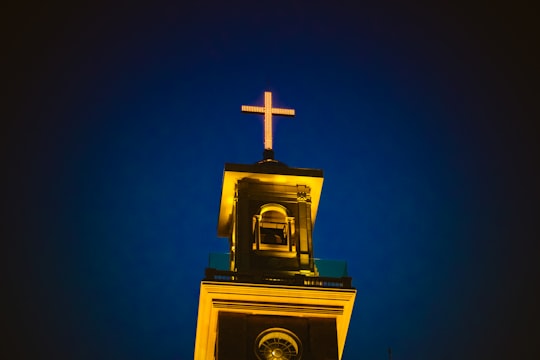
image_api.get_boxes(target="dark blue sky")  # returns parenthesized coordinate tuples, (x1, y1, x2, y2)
(4, 1, 538, 359)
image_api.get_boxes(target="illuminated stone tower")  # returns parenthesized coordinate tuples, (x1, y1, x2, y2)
(194, 92, 356, 360)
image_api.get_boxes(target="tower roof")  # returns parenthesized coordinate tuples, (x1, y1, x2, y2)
(217, 162, 324, 237)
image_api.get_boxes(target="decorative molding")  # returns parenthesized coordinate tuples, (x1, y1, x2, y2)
(297, 192, 311, 202)
(194, 281, 356, 360)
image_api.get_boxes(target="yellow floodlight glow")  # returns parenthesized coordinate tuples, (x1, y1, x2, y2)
(217, 164, 324, 237)
(194, 281, 356, 360)
(241, 91, 295, 150)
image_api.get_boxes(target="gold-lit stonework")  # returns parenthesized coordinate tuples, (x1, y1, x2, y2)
(194, 282, 356, 360)
(194, 91, 356, 360)
(241, 91, 295, 150)
(217, 163, 323, 238)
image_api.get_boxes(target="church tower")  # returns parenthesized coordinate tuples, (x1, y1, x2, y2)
(194, 92, 356, 360)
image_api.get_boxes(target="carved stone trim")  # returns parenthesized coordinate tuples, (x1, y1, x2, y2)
(297, 192, 311, 202)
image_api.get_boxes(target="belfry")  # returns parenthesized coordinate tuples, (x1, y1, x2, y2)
(194, 91, 356, 360)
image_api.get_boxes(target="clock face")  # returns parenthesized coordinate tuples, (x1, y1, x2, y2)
(255, 328, 302, 360)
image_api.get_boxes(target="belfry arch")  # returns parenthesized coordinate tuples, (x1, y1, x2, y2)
(252, 203, 296, 252)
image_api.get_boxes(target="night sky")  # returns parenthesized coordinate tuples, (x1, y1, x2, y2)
(4, 1, 538, 359)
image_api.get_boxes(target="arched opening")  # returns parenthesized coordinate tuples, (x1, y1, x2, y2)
(253, 204, 295, 252)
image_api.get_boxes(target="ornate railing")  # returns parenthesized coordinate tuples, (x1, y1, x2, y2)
(204, 268, 353, 289)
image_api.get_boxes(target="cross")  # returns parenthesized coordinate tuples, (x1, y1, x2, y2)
(241, 91, 295, 151)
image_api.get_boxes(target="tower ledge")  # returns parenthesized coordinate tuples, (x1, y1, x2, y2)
(194, 281, 356, 360)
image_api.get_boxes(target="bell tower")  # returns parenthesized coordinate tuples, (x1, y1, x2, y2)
(194, 91, 356, 360)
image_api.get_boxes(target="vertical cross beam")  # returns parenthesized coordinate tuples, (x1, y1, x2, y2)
(241, 91, 295, 151)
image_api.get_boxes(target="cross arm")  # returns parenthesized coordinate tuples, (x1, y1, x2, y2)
(272, 108, 295, 116)
(241, 105, 265, 114)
